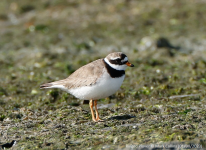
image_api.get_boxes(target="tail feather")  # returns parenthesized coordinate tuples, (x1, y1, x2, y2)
(40, 80, 66, 90)
(40, 83, 53, 89)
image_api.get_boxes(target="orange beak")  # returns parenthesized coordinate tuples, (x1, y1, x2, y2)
(126, 61, 134, 67)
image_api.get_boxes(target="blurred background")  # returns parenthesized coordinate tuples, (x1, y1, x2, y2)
(1, 0, 206, 149)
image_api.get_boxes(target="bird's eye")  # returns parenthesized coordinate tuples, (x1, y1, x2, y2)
(109, 58, 124, 65)
(115, 58, 121, 62)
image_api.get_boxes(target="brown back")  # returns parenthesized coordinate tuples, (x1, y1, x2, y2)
(54, 59, 105, 89)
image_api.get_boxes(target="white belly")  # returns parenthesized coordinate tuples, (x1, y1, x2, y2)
(68, 72, 125, 100)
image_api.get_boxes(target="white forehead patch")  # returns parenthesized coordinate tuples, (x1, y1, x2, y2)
(121, 57, 128, 63)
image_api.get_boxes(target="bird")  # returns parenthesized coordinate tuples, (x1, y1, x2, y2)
(40, 52, 134, 122)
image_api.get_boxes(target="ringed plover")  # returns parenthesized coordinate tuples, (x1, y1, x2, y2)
(40, 52, 134, 122)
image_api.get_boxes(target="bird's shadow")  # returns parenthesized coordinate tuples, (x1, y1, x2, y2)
(107, 114, 136, 121)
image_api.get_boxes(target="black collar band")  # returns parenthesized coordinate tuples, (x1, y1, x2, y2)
(103, 59, 125, 78)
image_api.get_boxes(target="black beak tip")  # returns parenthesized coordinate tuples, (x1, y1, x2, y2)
(131, 64, 134, 67)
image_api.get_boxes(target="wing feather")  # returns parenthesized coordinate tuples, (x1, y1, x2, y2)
(63, 59, 105, 89)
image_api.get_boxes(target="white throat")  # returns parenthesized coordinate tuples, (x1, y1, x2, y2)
(104, 58, 127, 71)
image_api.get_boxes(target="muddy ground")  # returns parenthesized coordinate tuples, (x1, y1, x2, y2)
(0, 0, 206, 149)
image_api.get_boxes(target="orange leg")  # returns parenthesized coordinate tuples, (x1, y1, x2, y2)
(94, 100, 104, 121)
(89, 100, 96, 122)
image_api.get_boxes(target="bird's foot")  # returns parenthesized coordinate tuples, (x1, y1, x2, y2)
(96, 118, 105, 122)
